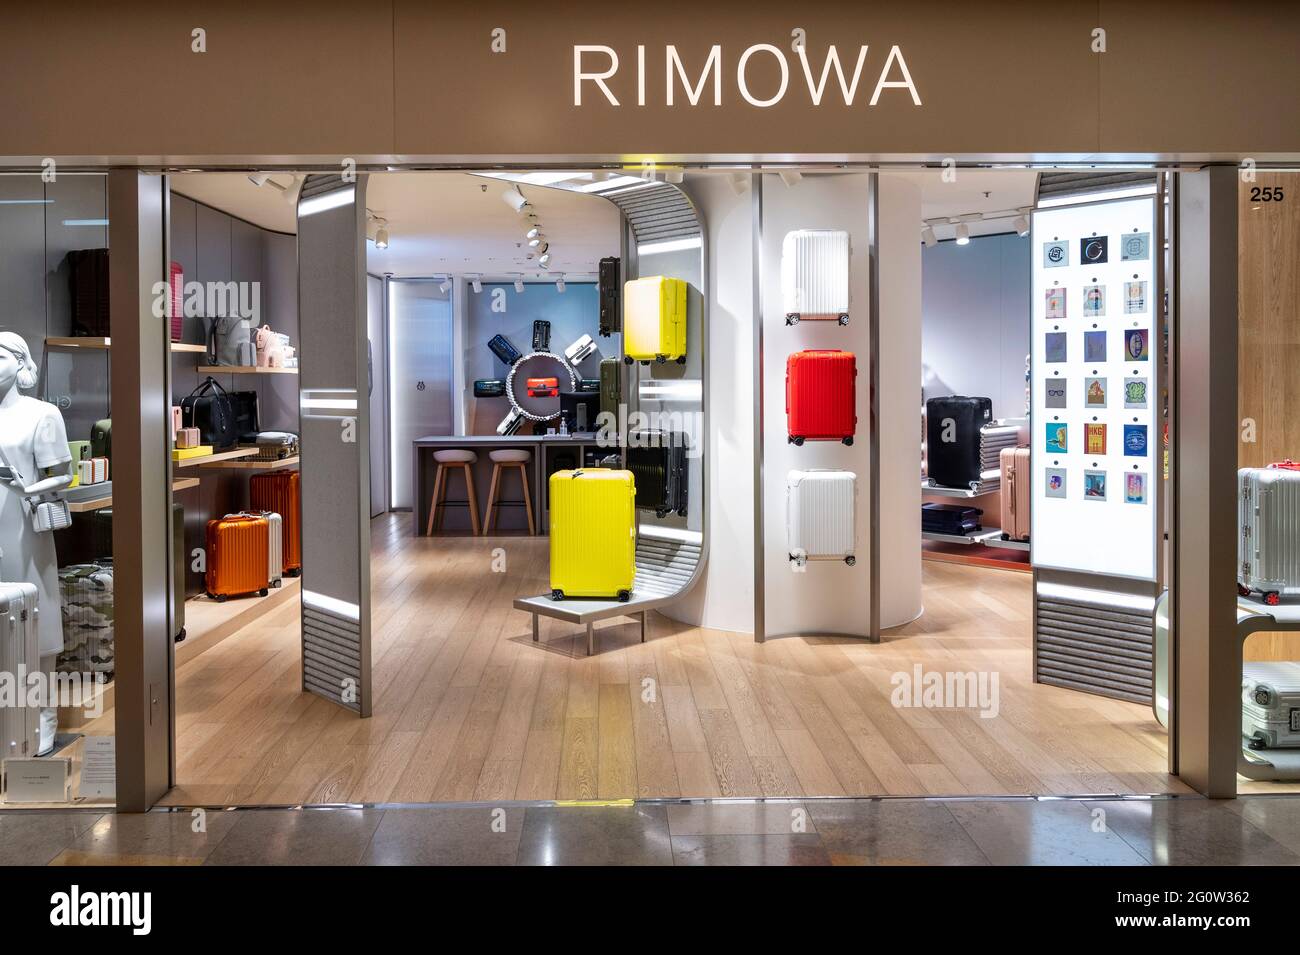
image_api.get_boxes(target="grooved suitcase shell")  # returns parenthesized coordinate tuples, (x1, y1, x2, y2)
(785, 350, 857, 440)
(926, 396, 993, 489)
(626, 430, 688, 516)
(205, 515, 270, 597)
(549, 469, 636, 597)
(1243, 662, 1300, 747)
(787, 469, 856, 559)
(999, 446, 1032, 541)
(0, 582, 40, 759)
(624, 276, 687, 361)
(1239, 467, 1300, 597)
(250, 470, 301, 573)
(781, 229, 850, 320)
(234, 511, 283, 584)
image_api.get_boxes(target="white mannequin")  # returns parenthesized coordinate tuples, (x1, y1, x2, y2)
(0, 332, 72, 756)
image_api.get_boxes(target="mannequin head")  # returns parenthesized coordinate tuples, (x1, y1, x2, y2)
(0, 332, 39, 395)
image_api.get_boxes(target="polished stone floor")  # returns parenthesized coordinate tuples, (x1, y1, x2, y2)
(4, 795, 1300, 865)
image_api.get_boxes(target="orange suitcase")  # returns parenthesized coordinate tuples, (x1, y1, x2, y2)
(250, 470, 301, 575)
(205, 514, 271, 600)
(999, 446, 1031, 542)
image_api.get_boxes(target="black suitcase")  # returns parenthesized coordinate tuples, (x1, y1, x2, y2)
(627, 430, 689, 518)
(532, 320, 551, 352)
(68, 248, 111, 337)
(600, 357, 620, 420)
(230, 390, 260, 440)
(598, 256, 621, 337)
(182, 377, 240, 449)
(921, 503, 982, 535)
(473, 379, 507, 398)
(925, 396, 993, 489)
(488, 333, 522, 367)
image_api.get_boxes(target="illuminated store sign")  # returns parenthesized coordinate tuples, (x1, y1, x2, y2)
(573, 43, 922, 107)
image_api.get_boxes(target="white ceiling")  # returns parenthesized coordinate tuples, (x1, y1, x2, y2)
(170, 171, 621, 278)
(886, 169, 1039, 240)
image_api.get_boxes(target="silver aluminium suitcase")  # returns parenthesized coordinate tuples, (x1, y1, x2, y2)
(781, 230, 850, 325)
(234, 511, 284, 587)
(1238, 465, 1300, 604)
(787, 469, 856, 567)
(0, 581, 41, 760)
(1243, 662, 1300, 749)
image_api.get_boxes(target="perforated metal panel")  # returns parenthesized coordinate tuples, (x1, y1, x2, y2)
(1036, 171, 1157, 202)
(633, 529, 703, 599)
(1035, 590, 1154, 705)
(302, 601, 363, 712)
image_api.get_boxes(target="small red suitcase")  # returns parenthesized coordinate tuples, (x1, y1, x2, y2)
(786, 349, 857, 446)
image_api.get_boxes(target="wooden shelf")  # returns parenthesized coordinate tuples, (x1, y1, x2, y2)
(173, 448, 259, 469)
(47, 336, 208, 354)
(199, 455, 299, 471)
(67, 477, 200, 513)
(196, 365, 297, 375)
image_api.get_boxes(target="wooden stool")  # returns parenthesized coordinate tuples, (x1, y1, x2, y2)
(426, 449, 480, 536)
(484, 448, 535, 535)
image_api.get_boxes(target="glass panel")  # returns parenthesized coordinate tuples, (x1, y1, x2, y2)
(388, 279, 453, 509)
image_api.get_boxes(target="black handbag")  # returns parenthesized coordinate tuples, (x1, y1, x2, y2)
(182, 377, 239, 449)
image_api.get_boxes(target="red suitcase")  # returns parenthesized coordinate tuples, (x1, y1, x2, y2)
(786, 349, 857, 446)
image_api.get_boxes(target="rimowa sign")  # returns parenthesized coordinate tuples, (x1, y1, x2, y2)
(573, 43, 922, 108)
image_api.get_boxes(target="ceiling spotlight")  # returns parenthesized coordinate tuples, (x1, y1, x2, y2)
(502, 186, 530, 214)
(1013, 214, 1030, 237)
(955, 223, 971, 246)
(438, 277, 451, 293)
(514, 276, 525, 293)
(779, 170, 803, 188)
(375, 225, 389, 250)
(728, 172, 750, 196)
(526, 225, 544, 240)
(248, 173, 271, 187)
(921, 225, 937, 248)
(282, 175, 304, 205)
(665, 170, 685, 184)
(538, 252, 551, 268)
(555, 274, 566, 293)
(528, 232, 547, 248)
(533, 241, 549, 256)
(471, 275, 483, 293)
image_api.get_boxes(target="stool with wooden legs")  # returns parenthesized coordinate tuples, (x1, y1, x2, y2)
(426, 449, 480, 536)
(483, 448, 535, 534)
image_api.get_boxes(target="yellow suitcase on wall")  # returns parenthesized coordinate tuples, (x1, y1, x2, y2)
(623, 275, 687, 365)
(549, 468, 637, 601)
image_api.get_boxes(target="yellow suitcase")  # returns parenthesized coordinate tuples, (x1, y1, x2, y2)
(549, 468, 636, 601)
(623, 275, 687, 365)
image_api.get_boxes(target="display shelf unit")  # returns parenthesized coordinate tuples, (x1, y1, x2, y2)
(196, 365, 298, 375)
(199, 455, 299, 471)
(982, 534, 1030, 553)
(173, 448, 259, 468)
(921, 529, 988, 547)
(921, 479, 1000, 498)
(46, 336, 207, 354)
(67, 477, 200, 513)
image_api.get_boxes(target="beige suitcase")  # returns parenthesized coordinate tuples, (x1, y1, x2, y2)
(999, 446, 1031, 542)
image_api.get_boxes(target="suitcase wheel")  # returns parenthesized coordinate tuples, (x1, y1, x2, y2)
(655, 508, 669, 519)
(623, 356, 633, 365)
(617, 590, 631, 603)
(550, 589, 565, 601)
(837, 314, 849, 326)
(845, 556, 856, 566)
(212, 592, 227, 603)
(1248, 735, 1267, 750)
(259, 588, 269, 597)
(785, 314, 799, 326)
(675, 356, 686, 365)
(175, 627, 187, 643)
(790, 436, 805, 446)
(273, 579, 282, 589)
(286, 568, 302, 578)
(655, 355, 666, 364)
(676, 507, 687, 517)
(1265, 592, 1281, 606)
(842, 436, 854, 446)
(1238, 583, 1252, 598)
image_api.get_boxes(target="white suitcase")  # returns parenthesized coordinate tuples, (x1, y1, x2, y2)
(0, 581, 41, 760)
(233, 511, 283, 587)
(1243, 662, 1300, 749)
(781, 229, 850, 325)
(787, 469, 856, 566)
(1238, 464, 1300, 604)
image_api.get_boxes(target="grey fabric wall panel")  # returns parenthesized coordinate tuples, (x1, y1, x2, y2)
(44, 174, 109, 443)
(0, 176, 47, 389)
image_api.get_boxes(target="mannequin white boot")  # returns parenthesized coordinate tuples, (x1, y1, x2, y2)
(37, 706, 57, 756)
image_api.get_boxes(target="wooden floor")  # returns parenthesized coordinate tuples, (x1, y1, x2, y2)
(137, 514, 1190, 804)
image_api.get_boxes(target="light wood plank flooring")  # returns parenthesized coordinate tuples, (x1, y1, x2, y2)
(140, 514, 1187, 804)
